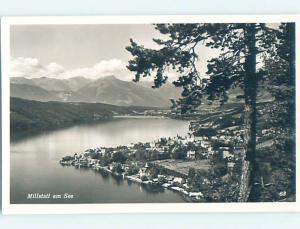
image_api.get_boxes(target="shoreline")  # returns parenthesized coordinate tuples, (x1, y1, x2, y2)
(60, 161, 201, 202)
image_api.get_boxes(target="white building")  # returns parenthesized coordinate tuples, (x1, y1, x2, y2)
(227, 162, 235, 169)
(189, 192, 203, 200)
(173, 177, 184, 184)
(223, 150, 234, 159)
(187, 150, 196, 159)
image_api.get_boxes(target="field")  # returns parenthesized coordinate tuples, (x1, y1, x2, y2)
(153, 159, 210, 176)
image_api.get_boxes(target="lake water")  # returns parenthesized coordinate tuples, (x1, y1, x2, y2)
(10, 117, 190, 204)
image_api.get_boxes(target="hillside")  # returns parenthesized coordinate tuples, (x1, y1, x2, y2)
(11, 83, 57, 102)
(76, 76, 179, 107)
(10, 97, 159, 134)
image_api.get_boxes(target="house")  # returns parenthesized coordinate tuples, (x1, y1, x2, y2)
(187, 150, 196, 159)
(189, 192, 203, 200)
(279, 191, 287, 197)
(183, 183, 189, 189)
(223, 150, 234, 159)
(183, 133, 194, 142)
(78, 157, 88, 167)
(138, 163, 150, 178)
(88, 158, 99, 166)
(219, 135, 226, 141)
(73, 153, 79, 160)
(219, 129, 226, 134)
(166, 176, 174, 182)
(194, 135, 203, 141)
(201, 141, 210, 148)
(173, 177, 184, 185)
(227, 162, 235, 170)
(262, 129, 270, 135)
(138, 168, 147, 178)
(203, 178, 210, 185)
(211, 136, 218, 140)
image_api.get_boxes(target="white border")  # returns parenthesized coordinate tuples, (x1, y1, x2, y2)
(2, 15, 300, 214)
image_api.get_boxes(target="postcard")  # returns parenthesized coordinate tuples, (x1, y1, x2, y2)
(1, 15, 300, 214)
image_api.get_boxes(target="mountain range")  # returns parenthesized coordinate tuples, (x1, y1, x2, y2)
(10, 75, 273, 108)
(11, 76, 182, 107)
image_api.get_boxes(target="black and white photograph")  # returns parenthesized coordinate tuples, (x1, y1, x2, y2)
(1, 16, 299, 213)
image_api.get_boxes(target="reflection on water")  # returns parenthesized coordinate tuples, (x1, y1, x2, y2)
(11, 117, 190, 204)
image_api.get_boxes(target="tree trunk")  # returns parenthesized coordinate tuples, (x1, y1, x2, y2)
(238, 24, 259, 202)
(287, 23, 295, 129)
(287, 23, 295, 87)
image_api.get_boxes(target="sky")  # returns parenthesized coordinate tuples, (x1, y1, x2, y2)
(10, 24, 219, 81)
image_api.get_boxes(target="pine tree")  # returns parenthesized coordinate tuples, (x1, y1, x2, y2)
(126, 23, 290, 201)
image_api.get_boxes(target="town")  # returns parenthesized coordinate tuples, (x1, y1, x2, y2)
(60, 101, 290, 202)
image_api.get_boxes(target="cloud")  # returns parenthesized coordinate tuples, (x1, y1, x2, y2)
(11, 57, 42, 78)
(10, 57, 65, 78)
(10, 57, 133, 80)
(10, 57, 183, 82)
(45, 62, 64, 74)
(59, 59, 131, 80)
(94, 59, 126, 76)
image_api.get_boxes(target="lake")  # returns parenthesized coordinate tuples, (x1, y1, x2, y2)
(10, 117, 190, 204)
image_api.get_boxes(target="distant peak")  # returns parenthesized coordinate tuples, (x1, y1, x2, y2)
(68, 76, 87, 80)
(94, 75, 123, 82)
(102, 75, 117, 80)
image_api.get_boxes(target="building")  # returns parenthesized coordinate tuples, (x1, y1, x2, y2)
(187, 150, 196, 159)
(189, 192, 203, 200)
(227, 162, 235, 171)
(173, 177, 184, 185)
(194, 135, 203, 141)
(138, 163, 150, 178)
(223, 150, 234, 159)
